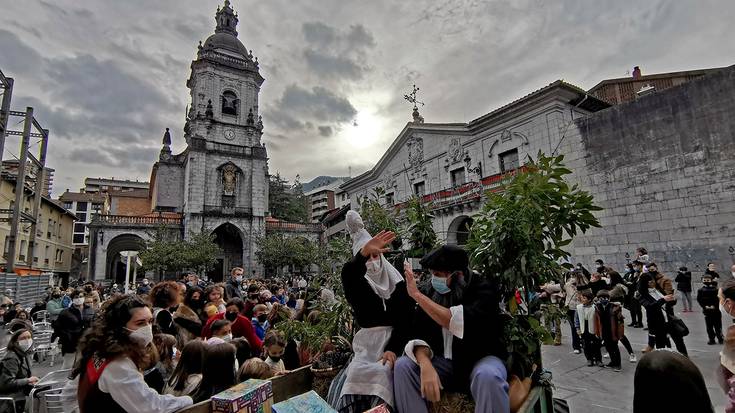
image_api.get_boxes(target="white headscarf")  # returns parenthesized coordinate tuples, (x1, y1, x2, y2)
(346, 210, 403, 301)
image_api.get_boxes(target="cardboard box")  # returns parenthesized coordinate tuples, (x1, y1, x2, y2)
(271, 390, 337, 413)
(363, 404, 390, 413)
(211, 379, 273, 413)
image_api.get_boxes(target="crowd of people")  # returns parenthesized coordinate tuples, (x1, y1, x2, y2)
(0, 224, 732, 412)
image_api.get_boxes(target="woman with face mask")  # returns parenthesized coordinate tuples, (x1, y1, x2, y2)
(173, 287, 205, 347)
(61, 294, 193, 413)
(0, 328, 38, 413)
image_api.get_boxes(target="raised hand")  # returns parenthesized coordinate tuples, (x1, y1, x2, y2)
(404, 260, 420, 299)
(360, 230, 396, 258)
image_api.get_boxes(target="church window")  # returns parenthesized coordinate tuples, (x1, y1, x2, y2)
(222, 91, 239, 116)
(414, 182, 425, 197)
(499, 148, 519, 173)
(450, 167, 466, 187)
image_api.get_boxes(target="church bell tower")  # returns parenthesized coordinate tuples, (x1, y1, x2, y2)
(182, 0, 269, 280)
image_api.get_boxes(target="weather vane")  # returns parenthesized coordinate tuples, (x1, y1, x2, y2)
(404, 84, 424, 110)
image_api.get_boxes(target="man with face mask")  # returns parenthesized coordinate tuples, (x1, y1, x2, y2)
(201, 298, 262, 355)
(46, 288, 65, 322)
(225, 267, 244, 300)
(395, 245, 508, 413)
(54, 290, 93, 369)
(594, 290, 624, 371)
(697, 274, 723, 344)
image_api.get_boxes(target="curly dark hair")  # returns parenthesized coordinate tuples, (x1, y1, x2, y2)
(71, 294, 158, 379)
(150, 281, 181, 309)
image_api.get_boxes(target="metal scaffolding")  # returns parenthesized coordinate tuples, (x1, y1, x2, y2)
(0, 68, 50, 273)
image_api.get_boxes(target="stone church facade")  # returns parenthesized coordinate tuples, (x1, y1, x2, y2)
(88, 1, 320, 282)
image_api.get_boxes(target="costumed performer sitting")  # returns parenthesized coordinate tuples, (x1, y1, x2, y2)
(394, 245, 509, 413)
(327, 211, 413, 412)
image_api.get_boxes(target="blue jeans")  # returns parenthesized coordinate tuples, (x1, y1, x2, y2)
(393, 354, 509, 413)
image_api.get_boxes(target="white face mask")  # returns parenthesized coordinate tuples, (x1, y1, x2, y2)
(73, 298, 85, 306)
(732, 272, 735, 278)
(18, 338, 33, 352)
(235, 276, 243, 282)
(365, 257, 381, 274)
(126, 324, 154, 347)
(223, 333, 233, 342)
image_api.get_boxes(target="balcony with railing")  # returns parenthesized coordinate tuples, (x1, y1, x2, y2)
(266, 220, 323, 233)
(89, 214, 183, 227)
(395, 167, 524, 212)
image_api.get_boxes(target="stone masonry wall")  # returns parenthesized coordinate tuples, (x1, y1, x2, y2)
(562, 65, 735, 275)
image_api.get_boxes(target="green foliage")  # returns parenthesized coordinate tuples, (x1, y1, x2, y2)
(466, 152, 601, 376)
(254, 233, 320, 276)
(358, 187, 400, 236)
(468, 153, 601, 293)
(404, 196, 438, 258)
(139, 226, 220, 276)
(269, 173, 310, 223)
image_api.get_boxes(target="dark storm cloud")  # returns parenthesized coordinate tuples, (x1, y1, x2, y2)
(0, 30, 43, 76)
(303, 50, 364, 80)
(2, 0, 734, 186)
(45, 55, 172, 115)
(318, 126, 333, 137)
(300, 22, 376, 81)
(279, 85, 357, 124)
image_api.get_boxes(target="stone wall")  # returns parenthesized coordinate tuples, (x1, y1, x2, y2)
(563, 65, 735, 274)
(153, 163, 185, 211)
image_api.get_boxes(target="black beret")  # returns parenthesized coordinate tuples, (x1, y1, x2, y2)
(419, 245, 469, 272)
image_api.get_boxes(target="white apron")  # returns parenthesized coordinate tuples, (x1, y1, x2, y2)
(340, 326, 395, 407)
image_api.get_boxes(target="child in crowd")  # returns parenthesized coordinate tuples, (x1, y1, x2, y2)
(576, 290, 602, 367)
(237, 357, 273, 382)
(165, 339, 205, 397)
(207, 319, 232, 345)
(251, 304, 269, 341)
(263, 330, 287, 375)
(595, 290, 625, 371)
(697, 273, 724, 344)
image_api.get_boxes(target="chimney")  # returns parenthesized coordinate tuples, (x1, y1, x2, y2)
(632, 66, 642, 79)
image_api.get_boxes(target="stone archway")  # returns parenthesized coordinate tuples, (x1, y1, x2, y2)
(447, 215, 474, 246)
(208, 223, 244, 282)
(105, 234, 146, 284)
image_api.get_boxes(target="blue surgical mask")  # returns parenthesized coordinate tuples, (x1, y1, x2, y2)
(431, 275, 451, 295)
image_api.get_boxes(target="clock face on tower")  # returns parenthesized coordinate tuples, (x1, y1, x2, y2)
(223, 129, 235, 141)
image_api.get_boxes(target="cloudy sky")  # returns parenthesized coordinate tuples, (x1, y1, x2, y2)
(1, 1, 733, 195)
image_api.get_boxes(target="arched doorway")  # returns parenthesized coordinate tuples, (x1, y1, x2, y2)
(447, 216, 474, 246)
(208, 223, 243, 282)
(105, 234, 146, 284)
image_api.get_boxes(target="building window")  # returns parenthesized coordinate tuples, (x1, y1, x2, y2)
(74, 223, 85, 233)
(450, 167, 466, 187)
(92, 203, 102, 212)
(499, 148, 519, 173)
(72, 234, 85, 244)
(414, 182, 425, 197)
(76, 202, 88, 211)
(76, 212, 87, 222)
(19, 240, 26, 260)
(385, 192, 394, 206)
(222, 91, 239, 116)
(62, 201, 72, 209)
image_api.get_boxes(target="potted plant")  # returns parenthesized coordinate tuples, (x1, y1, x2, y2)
(467, 153, 601, 392)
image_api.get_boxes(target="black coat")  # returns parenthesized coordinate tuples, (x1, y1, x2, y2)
(675, 271, 692, 292)
(224, 280, 242, 300)
(696, 285, 719, 310)
(340, 253, 413, 355)
(53, 306, 91, 354)
(405, 272, 506, 393)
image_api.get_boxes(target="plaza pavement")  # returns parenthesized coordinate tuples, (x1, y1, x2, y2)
(543, 299, 728, 412)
